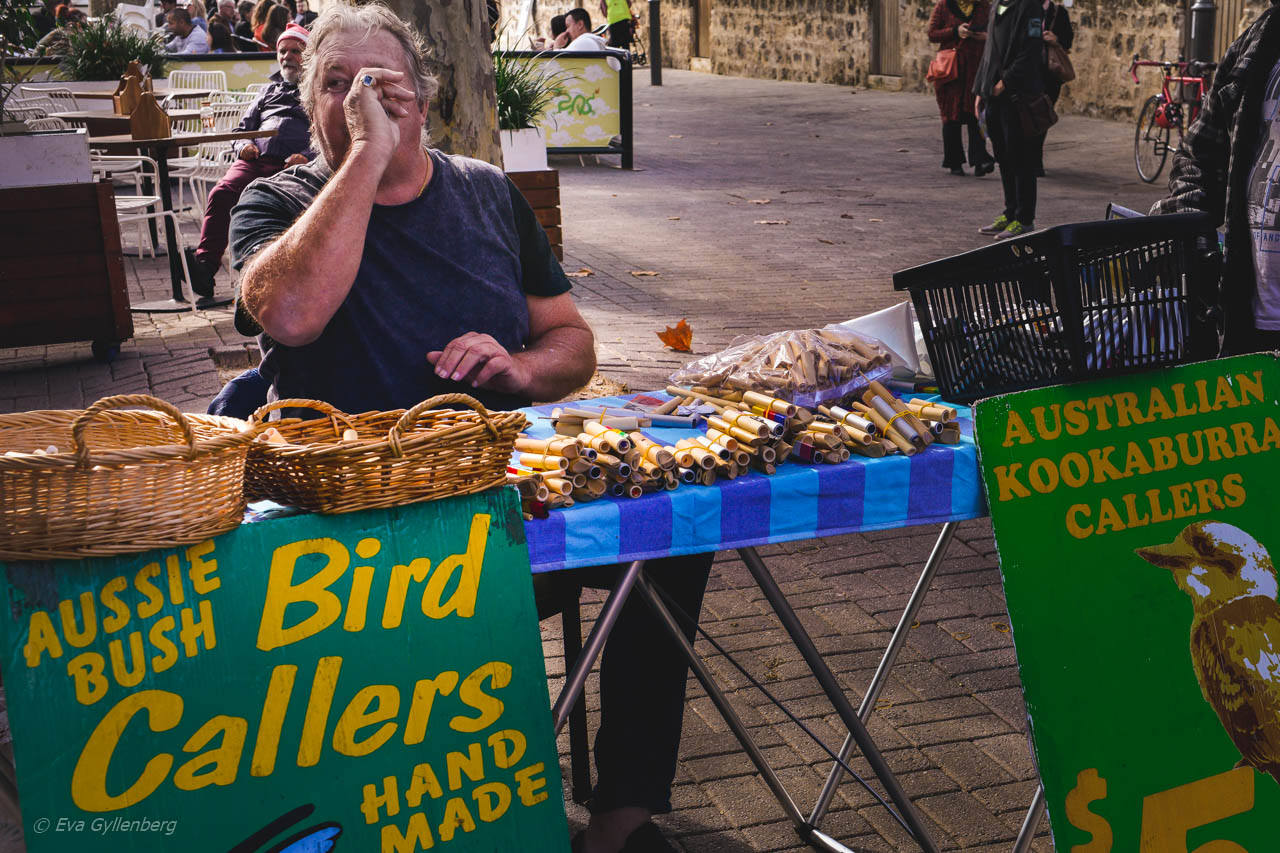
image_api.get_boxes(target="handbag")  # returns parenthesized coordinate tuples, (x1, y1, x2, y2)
(1046, 42, 1075, 83)
(926, 48, 959, 85)
(1014, 93, 1059, 137)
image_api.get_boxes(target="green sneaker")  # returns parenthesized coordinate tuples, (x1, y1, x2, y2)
(978, 215, 1009, 235)
(994, 220, 1033, 240)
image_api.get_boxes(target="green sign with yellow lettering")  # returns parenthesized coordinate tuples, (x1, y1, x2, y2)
(975, 353, 1280, 852)
(0, 488, 569, 852)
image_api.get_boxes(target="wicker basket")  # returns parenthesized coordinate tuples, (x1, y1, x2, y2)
(0, 395, 259, 561)
(245, 393, 528, 514)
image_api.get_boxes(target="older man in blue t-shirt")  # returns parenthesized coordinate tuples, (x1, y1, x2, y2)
(229, 6, 710, 853)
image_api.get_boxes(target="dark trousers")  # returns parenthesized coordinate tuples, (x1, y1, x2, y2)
(941, 117, 992, 168)
(986, 96, 1039, 224)
(607, 18, 632, 49)
(573, 552, 712, 813)
(196, 156, 285, 270)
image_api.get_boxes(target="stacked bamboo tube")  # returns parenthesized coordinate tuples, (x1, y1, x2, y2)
(509, 424, 685, 518)
(666, 386, 807, 477)
(512, 386, 962, 515)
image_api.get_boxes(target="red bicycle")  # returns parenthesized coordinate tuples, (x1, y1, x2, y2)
(1129, 56, 1216, 183)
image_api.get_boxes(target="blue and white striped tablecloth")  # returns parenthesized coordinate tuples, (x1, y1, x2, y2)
(521, 393, 986, 572)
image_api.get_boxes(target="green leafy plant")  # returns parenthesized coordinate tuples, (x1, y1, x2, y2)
(493, 49, 567, 131)
(0, 3, 46, 133)
(58, 13, 168, 82)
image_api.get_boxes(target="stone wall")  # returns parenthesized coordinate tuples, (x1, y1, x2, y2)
(609, 0, 1275, 119)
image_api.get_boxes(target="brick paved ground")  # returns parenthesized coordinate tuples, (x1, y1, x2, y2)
(0, 70, 1173, 851)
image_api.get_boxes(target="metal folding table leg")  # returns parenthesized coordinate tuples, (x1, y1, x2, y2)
(632, 572, 808, 828)
(1010, 785, 1044, 853)
(808, 522, 958, 828)
(552, 559, 646, 734)
(737, 546, 942, 853)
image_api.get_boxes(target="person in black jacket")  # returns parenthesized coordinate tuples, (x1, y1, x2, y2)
(1029, 0, 1072, 176)
(1151, 1, 1280, 355)
(973, 0, 1045, 239)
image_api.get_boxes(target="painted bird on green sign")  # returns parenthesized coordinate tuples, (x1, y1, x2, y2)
(1136, 521, 1280, 786)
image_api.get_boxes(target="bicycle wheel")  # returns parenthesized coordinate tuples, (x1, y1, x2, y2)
(1134, 95, 1170, 183)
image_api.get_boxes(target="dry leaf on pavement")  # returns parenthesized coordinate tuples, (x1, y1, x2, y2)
(754, 220, 790, 225)
(564, 268, 594, 277)
(748, 199, 771, 205)
(630, 270, 661, 277)
(657, 319, 693, 352)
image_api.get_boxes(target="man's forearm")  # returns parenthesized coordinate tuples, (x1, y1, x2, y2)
(512, 325, 596, 402)
(241, 147, 385, 346)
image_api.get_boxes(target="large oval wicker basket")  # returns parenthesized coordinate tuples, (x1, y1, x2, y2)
(0, 395, 259, 561)
(245, 393, 528, 514)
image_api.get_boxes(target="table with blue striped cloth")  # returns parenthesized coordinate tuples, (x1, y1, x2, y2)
(520, 393, 986, 572)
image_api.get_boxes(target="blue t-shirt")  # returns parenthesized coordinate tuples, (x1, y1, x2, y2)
(228, 150, 571, 415)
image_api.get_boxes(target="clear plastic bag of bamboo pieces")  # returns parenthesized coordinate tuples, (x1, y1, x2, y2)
(669, 328, 894, 408)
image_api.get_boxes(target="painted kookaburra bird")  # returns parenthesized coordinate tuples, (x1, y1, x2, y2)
(1136, 521, 1280, 785)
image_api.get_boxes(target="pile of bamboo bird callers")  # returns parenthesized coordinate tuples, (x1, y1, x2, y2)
(508, 381, 961, 518)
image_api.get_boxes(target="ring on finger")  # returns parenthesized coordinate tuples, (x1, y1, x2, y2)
(360, 73, 376, 88)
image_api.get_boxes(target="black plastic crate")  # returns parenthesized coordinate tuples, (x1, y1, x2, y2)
(892, 213, 1222, 403)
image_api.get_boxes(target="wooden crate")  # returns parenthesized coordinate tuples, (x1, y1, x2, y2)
(508, 169, 563, 261)
(0, 180, 133, 361)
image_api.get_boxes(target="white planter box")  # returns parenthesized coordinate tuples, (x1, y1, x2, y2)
(0, 129, 92, 189)
(501, 127, 548, 173)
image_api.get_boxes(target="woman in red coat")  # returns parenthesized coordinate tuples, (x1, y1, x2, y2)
(928, 0, 996, 176)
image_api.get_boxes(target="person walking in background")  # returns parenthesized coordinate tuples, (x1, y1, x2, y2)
(1030, 0, 1073, 176)
(600, 0, 633, 51)
(928, 0, 996, 176)
(974, 0, 1046, 239)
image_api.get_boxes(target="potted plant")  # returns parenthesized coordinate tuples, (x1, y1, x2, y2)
(1, 3, 44, 134)
(59, 12, 168, 84)
(493, 49, 563, 172)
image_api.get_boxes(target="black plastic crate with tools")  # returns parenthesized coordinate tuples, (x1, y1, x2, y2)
(892, 213, 1223, 403)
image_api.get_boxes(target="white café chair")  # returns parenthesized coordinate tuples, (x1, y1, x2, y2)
(95, 155, 198, 306)
(167, 69, 229, 95)
(20, 86, 80, 113)
(171, 101, 252, 215)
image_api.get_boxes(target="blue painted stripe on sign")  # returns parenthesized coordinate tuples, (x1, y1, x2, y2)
(769, 466, 819, 541)
(719, 475, 771, 545)
(816, 459, 865, 534)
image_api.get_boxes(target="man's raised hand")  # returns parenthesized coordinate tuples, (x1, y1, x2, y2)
(344, 67, 416, 160)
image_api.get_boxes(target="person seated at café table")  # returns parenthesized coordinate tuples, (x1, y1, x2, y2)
(207, 18, 235, 52)
(155, 0, 178, 30)
(165, 8, 209, 54)
(185, 22, 313, 296)
(235, 0, 256, 44)
(531, 13, 569, 50)
(562, 7, 608, 51)
(226, 6, 712, 851)
(187, 0, 209, 30)
(259, 2, 291, 49)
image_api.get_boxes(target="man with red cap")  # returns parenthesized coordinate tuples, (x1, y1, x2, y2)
(188, 22, 314, 297)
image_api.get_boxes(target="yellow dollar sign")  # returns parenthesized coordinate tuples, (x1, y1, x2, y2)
(1065, 768, 1112, 853)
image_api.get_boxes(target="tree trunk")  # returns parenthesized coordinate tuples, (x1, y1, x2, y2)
(378, 0, 503, 167)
